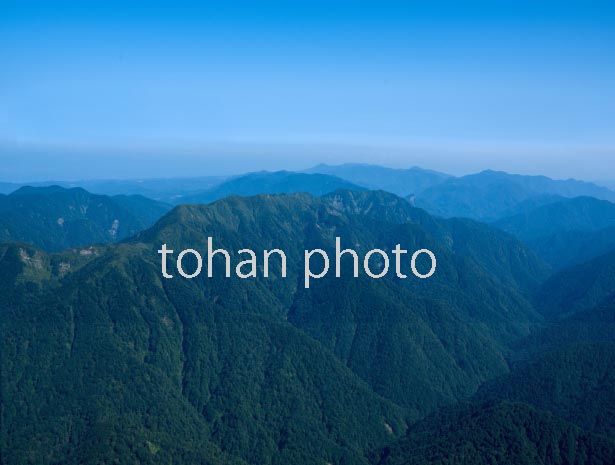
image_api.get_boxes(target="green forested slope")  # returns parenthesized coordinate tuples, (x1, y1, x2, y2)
(0, 241, 404, 465)
(0, 191, 550, 464)
(395, 276, 615, 465)
(517, 295, 615, 358)
(323, 190, 550, 292)
(0, 186, 171, 252)
(535, 250, 615, 319)
(526, 226, 615, 269)
(476, 344, 615, 439)
(374, 402, 615, 465)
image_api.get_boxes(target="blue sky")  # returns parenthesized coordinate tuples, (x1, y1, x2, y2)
(1, 1, 614, 180)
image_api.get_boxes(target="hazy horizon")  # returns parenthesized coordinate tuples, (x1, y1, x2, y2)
(2, 0, 615, 183)
(0, 152, 614, 187)
(1, 140, 615, 184)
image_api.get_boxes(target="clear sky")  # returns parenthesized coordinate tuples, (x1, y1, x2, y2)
(1, 0, 614, 181)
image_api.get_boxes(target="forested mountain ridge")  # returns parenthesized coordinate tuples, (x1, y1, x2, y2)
(1, 187, 612, 465)
(0, 239, 406, 465)
(373, 251, 615, 465)
(1, 191, 551, 464)
(0, 185, 171, 252)
(323, 190, 550, 293)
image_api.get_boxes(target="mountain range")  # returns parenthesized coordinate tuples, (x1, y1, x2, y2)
(6, 164, 615, 222)
(0, 176, 227, 202)
(2, 165, 615, 464)
(413, 169, 615, 221)
(1, 190, 555, 464)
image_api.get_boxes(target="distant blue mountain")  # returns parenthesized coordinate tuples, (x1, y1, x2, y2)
(495, 196, 615, 240)
(528, 226, 615, 269)
(494, 196, 615, 268)
(179, 170, 364, 204)
(6, 167, 614, 223)
(306, 163, 451, 196)
(0, 177, 227, 202)
(536, 249, 615, 319)
(414, 170, 615, 221)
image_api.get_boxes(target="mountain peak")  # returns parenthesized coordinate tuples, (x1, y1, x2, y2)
(11, 185, 89, 197)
